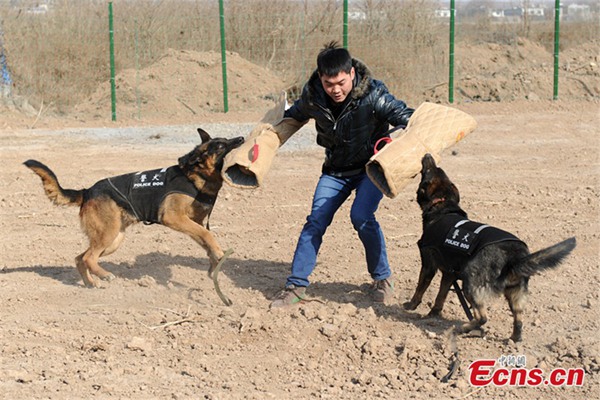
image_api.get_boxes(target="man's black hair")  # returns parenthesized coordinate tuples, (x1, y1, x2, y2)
(317, 41, 353, 77)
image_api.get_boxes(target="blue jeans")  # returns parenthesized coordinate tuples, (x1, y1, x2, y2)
(286, 172, 391, 287)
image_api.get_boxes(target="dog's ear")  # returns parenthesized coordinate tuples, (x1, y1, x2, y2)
(197, 128, 211, 144)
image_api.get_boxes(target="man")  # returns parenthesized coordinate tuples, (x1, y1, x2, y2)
(271, 41, 414, 308)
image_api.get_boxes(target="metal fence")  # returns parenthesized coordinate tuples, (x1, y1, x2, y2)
(1, 0, 597, 120)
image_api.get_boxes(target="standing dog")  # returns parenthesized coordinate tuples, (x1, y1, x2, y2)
(403, 154, 576, 341)
(24, 128, 243, 288)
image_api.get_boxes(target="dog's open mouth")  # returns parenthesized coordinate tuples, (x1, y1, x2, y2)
(216, 137, 244, 162)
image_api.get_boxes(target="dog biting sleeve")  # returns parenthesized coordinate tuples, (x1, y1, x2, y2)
(221, 92, 307, 188)
(366, 102, 478, 199)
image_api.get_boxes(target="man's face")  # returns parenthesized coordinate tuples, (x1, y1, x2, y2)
(319, 67, 355, 104)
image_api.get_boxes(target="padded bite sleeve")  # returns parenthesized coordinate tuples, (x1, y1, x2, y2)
(366, 102, 477, 198)
(222, 93, 306, 188)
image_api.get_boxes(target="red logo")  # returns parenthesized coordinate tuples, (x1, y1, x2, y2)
(468, 357, 585, 387)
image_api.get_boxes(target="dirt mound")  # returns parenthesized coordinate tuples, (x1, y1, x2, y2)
(3, 40, 597, 130)
(73, 39, 598, 124)
(424, 38, 599, 102)
(74, 49, 287, 123)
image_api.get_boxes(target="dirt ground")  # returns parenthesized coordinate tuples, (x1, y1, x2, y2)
(1, 39, 599, 399)
(1, 99, 598, 399)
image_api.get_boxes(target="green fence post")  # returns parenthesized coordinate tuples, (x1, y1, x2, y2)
(134, 18, 141, 120)
(448, 0, 455, 104)
(553, 0, 560, 100)
(343, 0, 348, 49)
(108, 2, 116, 121)
(218, 0, 229, 113)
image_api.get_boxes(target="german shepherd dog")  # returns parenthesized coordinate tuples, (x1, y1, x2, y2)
(24, 128, 243, 289)
(403, 154, 576, 341)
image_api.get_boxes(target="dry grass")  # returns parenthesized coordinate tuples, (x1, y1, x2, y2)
(0, 0, 597, 112)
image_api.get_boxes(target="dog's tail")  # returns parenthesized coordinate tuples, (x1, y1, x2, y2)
(23, 159, 84, 206)
(513, 237, 576, 277)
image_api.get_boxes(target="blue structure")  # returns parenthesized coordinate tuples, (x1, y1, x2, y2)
(0, 27, 12, 97)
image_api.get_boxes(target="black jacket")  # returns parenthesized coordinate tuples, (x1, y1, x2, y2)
(284, 59, 414, 176)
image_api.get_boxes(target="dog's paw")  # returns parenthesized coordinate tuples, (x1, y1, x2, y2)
(458, 323, 486, 338)
(457, 322, 473, 334)
(207, 266, 217, 278)
(426, 309, 442, 318)
(403, 301, 419, 311)
(509, 334, 522, 343)
(101, 273, 116, 282)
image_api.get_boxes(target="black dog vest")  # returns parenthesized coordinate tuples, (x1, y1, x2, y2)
(418, 214, 525, 272)
(89, 166, 213, 224)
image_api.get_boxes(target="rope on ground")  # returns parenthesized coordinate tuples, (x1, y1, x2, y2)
(441, 327, 460, 383)
(212, 248, 234, 306)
